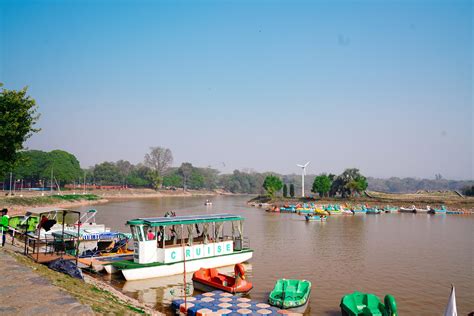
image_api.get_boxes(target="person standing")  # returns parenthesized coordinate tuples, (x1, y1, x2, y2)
(1, 209, 9, 247)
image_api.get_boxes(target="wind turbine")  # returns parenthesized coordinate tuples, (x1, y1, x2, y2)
(296, 161, 310, 197)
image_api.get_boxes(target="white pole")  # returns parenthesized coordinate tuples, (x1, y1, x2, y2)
(83, 171, 86, 195)
(9, 172, 12, 196)
(50, 167, 53, 195)
(301, 171, 305, 197)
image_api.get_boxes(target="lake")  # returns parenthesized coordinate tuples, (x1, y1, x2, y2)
(73, 195, 474, 315)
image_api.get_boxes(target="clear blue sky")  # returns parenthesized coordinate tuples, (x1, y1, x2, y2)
(1, 0, 472, 179)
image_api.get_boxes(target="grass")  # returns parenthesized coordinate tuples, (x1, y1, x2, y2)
(4, 249, 148, 315)
(0, 194, 101, 207)
(52, 194, 100, 201)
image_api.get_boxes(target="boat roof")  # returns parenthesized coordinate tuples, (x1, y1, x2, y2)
(127, 213, 243, 227)
(26, 207, 73, 214)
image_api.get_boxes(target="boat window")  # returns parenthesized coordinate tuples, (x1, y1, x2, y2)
(186, 224, 194, 245)
(131, 225, 145, 241)
(144, 225, 155, 240)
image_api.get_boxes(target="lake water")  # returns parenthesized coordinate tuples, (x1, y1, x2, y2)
(74, 195, 474, 315)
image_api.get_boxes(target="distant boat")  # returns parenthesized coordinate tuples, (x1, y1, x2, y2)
(204, 200, 212, 206)
(428, 205, 447, 214)
(399, 206, 415, 213)
(366, 208, 382, 215)
(305, 214, 327, 222)
(444, 285, 457, 316)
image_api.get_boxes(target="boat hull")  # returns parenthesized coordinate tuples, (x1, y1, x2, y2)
(120, 251, 253, 281)
(192, 279, 252, 295)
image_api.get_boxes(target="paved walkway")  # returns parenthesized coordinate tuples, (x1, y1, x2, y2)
(0, 249, 94, 315)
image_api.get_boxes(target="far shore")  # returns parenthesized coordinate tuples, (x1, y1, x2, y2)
(248, 190, 474, 211)
(0, 188, 232, 216)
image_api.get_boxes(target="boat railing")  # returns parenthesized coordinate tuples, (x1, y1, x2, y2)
(234, 236, 250, 251)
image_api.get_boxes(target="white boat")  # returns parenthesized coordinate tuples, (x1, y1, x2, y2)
(399, 206, 416, 213)
(108, 214, 253, 281)
(26, 208, 129, 257)
(444, 285, 457, 316)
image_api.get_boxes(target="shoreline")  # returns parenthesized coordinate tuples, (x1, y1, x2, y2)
(248, 191, 474, 211)
(0, 244, 162, 315)
(0, 188, 231, 216)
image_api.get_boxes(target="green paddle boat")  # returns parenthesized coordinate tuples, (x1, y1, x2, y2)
(268, 279, 311, 313)
(8, 214, 39, 233)
(340, 291, 398, 316)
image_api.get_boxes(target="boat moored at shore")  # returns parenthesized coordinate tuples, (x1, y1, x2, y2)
(110, 213, 253, 281)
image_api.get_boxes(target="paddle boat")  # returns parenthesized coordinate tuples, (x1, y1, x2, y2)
(340, 291, 397, 316)
(279, 205, 297, 213)
(109, 214, 253, 281)
(305, 214, 327, 222)
(8, 212, 39, 234)
(266, 205, 280, 213)
(204, 200, 212, 206)
(366, 208, 382, 215)
(192, 263, 253, 294)
(428, 205, 447, 214)
(325, 204, 343, 215)
(383, 206, 399, 213)
(446, 210, 464, 215)
(399, 206, 416, 213)
(268, 279, 311, 313)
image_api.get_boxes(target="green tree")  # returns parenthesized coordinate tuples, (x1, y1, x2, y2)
(162, 170, 183, 188)
(0, 85, 40, 172)
(93, 162, 121, 185)
(289, 183, 295, 197)
(146, 170, 162, 190)
(13, 150, 48, 183)
(189, 170, 205, 189)
(312, 174, 332, 197)
(283, 183, 288, 197)
(40, 150, 82, 186)
(262, 175, 283, 197)
(116, 160, 133, 185)
(126, 164, 152, 187)
(330, 168, 367, 197)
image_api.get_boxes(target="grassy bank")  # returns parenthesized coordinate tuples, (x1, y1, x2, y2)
(2, 248, 153, 315)
(249, 190, 474, 210)
(0, 194, 101, 207)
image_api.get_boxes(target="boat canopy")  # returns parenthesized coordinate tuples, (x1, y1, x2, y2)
(127, 213, 243, 227)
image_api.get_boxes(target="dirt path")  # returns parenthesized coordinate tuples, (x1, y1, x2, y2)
(0, 249, 94, 315)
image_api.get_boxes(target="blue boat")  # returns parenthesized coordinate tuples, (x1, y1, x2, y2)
(280, 207, 296, 213)
(305, 214, 327, 222)
(366, 208, 382, 215)
(428, 205, 447, 214)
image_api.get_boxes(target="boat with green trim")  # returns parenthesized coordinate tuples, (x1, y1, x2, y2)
(8, 213, 39, 233)
(340, 291, 398, 316)
(109, 214, 253, 281)
(268, 279, 311, 313)
(366, 208, 382, 215)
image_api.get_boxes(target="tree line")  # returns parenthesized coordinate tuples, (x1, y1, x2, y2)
(261, 168, 369, 198)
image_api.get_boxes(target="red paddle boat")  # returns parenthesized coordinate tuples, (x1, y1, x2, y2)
(192, 263, 253, 294)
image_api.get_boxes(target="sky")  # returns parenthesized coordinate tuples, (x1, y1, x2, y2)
(0, 0, 472, 179)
